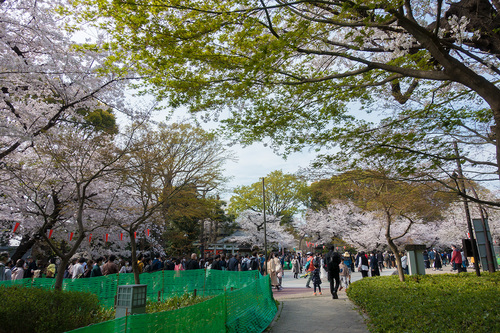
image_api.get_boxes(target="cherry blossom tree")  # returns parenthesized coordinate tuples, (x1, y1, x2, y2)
(0, 0, 130, 160)
(304, 201, 386, 251)
(227, 210, 296, 250)
(0, 125, 128, 289)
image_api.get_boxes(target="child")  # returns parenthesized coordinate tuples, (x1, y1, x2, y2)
(312, 267, 322, 295)
(339, 259, 351, 290)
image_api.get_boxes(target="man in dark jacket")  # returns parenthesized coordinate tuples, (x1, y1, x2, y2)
(325, 246, 341, 299)
(90, 257, 103, 277)
(185, 253, 200, 270)
(227, 254, 240, 271)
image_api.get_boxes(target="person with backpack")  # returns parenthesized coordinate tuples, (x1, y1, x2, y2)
(305, 252, 316, 288)
(249, 252, 260, 272)
(240, 254, 250, 271)
(325, 246, 341, 299)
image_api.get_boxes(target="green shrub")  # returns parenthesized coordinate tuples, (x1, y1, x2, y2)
(146, 293, 212, 313)
(347, 272, 500, 333)
(0, 285, 108, 333)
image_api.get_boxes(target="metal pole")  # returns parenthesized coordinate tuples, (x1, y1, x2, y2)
(454, 142, 481, 276)
(262, 177, 268, 274)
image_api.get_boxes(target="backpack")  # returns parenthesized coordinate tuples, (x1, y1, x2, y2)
(250, 258, 259, 271)
(241, 260, 248, 271)
(305, 258, 314, 271)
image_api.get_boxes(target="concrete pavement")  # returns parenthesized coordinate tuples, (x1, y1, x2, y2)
(267, 268, 397, 333)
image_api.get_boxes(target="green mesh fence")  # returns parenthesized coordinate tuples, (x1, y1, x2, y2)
(0, 269, 260, 308)
(68, 275, 276, 333)
(0, 270, 275, 332)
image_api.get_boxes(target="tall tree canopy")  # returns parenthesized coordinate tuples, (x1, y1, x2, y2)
(76, 0, 500, 193)
(227, 170, 309, 225)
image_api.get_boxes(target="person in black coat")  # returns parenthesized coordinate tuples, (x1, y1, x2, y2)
(325, 246, 341, 299)
(185, 253, 200, 270)
(370, 251, 380, 276)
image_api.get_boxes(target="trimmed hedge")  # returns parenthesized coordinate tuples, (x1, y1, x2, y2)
(347, 272, 500, 333)
(0, 285, 107, 333)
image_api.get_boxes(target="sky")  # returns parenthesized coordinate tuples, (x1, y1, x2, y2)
(152, 108, 321, 202)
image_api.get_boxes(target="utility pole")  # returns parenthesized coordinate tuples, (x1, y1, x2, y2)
(454, 142, 481, 276)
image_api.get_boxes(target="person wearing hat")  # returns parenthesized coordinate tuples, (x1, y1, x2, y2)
(341, 252, 352, 287)
(339, 255, 351, 290)
(304, 252, 315, 288)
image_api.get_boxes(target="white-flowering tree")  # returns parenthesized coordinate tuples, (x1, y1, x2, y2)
(0, 0, 130, 160)
(0, 124, 128, 289)
(304, 201, 386, 251)
(430, 202, 500, 249)
(227, 210, 296, 250)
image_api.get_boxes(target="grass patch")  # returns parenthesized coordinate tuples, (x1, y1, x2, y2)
(347, 272, 500, 333)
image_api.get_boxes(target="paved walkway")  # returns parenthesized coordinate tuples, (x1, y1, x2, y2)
(267, 268, 397, 333)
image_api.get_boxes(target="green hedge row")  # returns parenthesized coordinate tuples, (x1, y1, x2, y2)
(0, 286, 108, 333)
(347, 272, 500, 333)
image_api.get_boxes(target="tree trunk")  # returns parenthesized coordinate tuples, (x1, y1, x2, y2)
(387, 237, 405, 282)
(384, 210, 405, 281)
(129, 229, 141, 284)
(54, 256, 69, 290)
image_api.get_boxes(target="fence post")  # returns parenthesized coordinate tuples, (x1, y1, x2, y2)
(224, 287, 228, 332)
(203, 268, 206, 296)
(114, 273, 120, 307)
(124, 308, 128, 333)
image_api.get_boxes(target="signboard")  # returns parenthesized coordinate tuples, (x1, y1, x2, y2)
(472, 218, 498, 271)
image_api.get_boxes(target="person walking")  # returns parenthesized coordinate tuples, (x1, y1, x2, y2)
(325, 246, 341, 299)
(304, 252, 315, 288)
(357, 251, 369, 278)
(291, 255, 300, 279)
(267, 253, 282, 290)
(451, 245, 463, 273)
(339, 258, 350, 290)
(312, 267, 322, 296)
(433, 249, 442, 270)
(370, 251, 380, 277)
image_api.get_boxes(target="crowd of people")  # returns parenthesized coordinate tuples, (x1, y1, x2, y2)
(0, 251, 269, 281)
(0, 246, 473, 283)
